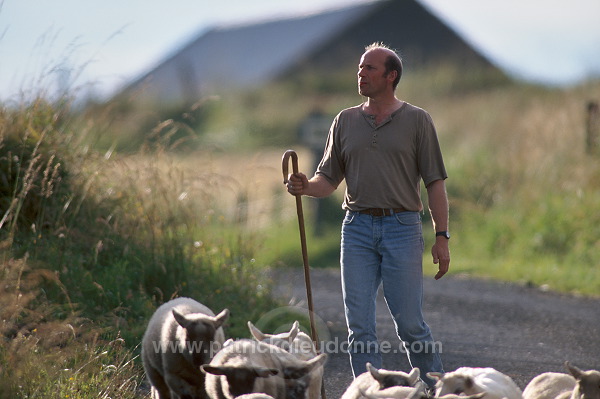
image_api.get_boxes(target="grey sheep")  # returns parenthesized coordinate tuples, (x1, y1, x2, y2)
(142, 297, 230, 399)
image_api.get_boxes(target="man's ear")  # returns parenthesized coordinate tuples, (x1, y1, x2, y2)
(386, 69, 398, 84)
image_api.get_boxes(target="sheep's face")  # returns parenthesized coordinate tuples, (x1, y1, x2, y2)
(566, 363, 600, 399)
(202, 365, 279, 398)
(575, 372, 600, 399)
(282, 352, 327, 399)
(282, 373, 310, 399)
(435, 375, 475, 396)
(368, 363, 420, 389)
(173, 309, 228, 365)
(281, 365, 315, 398)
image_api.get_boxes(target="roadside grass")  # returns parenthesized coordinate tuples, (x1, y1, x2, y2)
(0, 96, 279, 397)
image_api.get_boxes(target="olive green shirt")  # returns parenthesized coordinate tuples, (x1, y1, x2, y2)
(315, 102, 447, 212)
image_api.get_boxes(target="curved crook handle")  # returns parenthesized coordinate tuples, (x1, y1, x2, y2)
(282, 149, 299, 184)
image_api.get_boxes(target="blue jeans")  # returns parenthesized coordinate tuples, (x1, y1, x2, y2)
(340, 210, 443, 386)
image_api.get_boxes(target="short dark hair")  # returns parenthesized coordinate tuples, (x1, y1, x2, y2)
(364, 42, 403, 89)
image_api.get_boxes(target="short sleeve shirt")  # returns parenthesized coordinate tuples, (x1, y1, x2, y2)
(315, 102, 447, 212)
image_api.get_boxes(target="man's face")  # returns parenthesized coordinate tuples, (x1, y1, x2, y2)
(357, 49, 392, 98)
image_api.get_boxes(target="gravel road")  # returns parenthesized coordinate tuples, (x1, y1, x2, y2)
(267, 267, 600, 399)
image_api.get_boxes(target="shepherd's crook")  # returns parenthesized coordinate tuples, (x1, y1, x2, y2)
(281, 150, 320, 347)
(282, 150, 327, 399)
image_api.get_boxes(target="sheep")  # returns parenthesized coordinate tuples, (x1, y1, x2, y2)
(427, 367, 521, 399)
(523, 362, 600, 399)
(357, 380, 426, 399)
(201, 338, 327, 399)
(561, 362, 600, 399)
(360, 382, 487, 399)
(141, 297, 230, 399)
(523, 371, 576, 399)
(248, 321, 318, 361)
(341, 362, 421, 399)
(247, 321, 322, 399)
(247, 320, 299, 352)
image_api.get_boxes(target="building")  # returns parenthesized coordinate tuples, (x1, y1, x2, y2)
(118, 0, 502, 108)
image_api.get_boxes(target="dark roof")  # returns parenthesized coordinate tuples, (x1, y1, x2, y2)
(119, 0, 500, 107)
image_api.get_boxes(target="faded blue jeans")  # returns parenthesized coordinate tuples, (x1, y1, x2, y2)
(340, 210, 444, 387)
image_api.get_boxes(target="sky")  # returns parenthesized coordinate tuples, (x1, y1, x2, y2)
(1, 0, 599, 102)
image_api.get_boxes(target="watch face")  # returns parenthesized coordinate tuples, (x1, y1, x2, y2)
(437, 231, 450, 239)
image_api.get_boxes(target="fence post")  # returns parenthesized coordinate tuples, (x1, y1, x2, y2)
(586, 101, 599, 155)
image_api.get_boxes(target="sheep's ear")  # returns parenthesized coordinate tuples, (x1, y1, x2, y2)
(408, 367, 420, 383)
(565, 361, 584, 380)
(248, 321, 267, 341)
(367, 362, 381, 379)
(173, 309, 192, 328)
(254, 367, 279, 378)
(201, 365, 229, 376)
(307, 353, 327, 370)
(214, 309, 229, 328)
(288, 321, 300, 341)
(427, 371, 444, 381)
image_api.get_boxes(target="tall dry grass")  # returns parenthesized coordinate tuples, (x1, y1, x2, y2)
(0, 93, 279, 397)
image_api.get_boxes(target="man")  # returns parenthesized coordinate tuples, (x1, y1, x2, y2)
(286, 42, 449, 387)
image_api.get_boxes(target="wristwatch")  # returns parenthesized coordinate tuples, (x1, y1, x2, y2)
(436, 231, 450, 239)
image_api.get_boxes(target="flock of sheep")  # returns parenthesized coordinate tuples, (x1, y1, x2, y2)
(141, 297, 600, 399)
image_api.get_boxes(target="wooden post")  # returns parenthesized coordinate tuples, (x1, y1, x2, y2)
(586, 101, 599, 155)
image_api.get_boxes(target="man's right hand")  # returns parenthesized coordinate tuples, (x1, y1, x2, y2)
(286, 172, 309, 196)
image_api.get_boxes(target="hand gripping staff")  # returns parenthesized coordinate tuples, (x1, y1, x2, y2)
(282, 150, 327, 399)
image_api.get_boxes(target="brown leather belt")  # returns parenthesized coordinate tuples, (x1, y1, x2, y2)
(358, 208, 407, 216)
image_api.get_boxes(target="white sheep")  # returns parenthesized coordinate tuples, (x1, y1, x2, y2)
(523, 371, 576, 399)
(248, 321, 318, 361)
(361, 382, 487, 399)
(427, 367, 521, 399)
(248, 321, 322, 399)
(201, 338, 327, 399)
(341, 363, 421, 399)
(358, 381, 425, 399)
(247, 320, 299, 352)
(141, 297, 229, 399)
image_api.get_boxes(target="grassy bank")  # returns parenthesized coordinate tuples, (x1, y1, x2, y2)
(0, 97, 279, 397)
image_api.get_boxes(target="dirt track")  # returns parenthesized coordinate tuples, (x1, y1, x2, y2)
(267, 267, 600, 399)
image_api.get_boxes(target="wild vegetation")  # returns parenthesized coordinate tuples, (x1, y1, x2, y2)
(1, 60, 599, 397)
(0, 97, 278, 397)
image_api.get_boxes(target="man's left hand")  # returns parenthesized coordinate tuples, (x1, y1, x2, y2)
(431, 238, 450, 280)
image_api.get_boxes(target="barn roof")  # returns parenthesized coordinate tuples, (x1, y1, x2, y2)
(119, 0, 501, 107)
